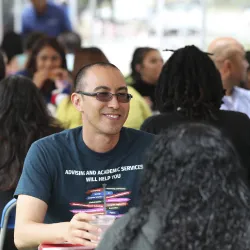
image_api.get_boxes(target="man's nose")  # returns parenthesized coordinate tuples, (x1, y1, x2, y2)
(107, 95, 120, 109)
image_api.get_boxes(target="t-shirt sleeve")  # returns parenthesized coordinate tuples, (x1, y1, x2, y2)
(14, 141, 53, 204)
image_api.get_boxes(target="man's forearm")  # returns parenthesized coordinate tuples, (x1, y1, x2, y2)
(14, 221, 69, 249)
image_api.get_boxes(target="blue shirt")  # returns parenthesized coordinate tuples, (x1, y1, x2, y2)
(14, 127, 154, 223)
(21, 1, 72, 37)
(221, 86, 250, 118)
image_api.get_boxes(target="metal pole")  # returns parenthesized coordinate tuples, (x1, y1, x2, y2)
(68, 0, 78, 30)
(200, 0, 207, 49)
(13, 0, 22, 33)
(88, 0, 97, 45)
(155, 0, 165, 48)
(0, 0, 3, 43)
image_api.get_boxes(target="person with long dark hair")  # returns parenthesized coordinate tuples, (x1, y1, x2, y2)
(16, 36, 72, 109)
(0, 75, 62, 250)
(141, 45, 250, 182)
(130, 47, 163, 110)
(97, 123, 250, 250)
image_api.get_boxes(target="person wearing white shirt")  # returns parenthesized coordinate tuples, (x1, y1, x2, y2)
(208, 37, 250, 117)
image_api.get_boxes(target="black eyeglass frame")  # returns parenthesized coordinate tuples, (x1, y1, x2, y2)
(76, 91, 133, 103)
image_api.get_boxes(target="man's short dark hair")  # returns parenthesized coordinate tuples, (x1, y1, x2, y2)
(74, 62, 119, 90)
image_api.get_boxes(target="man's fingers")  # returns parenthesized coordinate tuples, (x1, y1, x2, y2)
(71, 237, 98, 248)
(73, 220, 100, 233)
(73, 212, 96, 222)
(72, 229, 100, 242)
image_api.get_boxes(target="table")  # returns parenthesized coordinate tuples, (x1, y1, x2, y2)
(38, 243, 95, 250)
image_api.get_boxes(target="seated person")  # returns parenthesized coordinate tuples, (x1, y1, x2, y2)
(97, 122, 250, 250)
(141, 45, 250, 184)
(16, 37, 72, 112)
(57, 85, 152, 130)
(0, 75, 62, 250)
(14, 62, 154, 249)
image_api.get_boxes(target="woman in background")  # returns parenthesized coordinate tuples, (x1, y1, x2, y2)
(0, 75, 63, 249)
(97, 123, 250, 250)
(130, 47, 163, 110)
(16, 37, 72, 109)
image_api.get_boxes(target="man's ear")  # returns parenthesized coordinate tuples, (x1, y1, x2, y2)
(221, 59, 232, 79)
(71, 93, 84, 112)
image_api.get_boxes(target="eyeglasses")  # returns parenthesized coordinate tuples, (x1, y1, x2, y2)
(76, 91, 133, 103)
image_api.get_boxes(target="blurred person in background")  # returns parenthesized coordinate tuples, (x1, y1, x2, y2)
(0, 75, 62, 250)
(240, 51, 250, 90)
(0, 50, 6, 81)
(57, 31, 82, 54)
(21, 0, 72, 38)
(56, 47, 152, 130)
(1, 31, 23, 75)
(97, 123, 250, 250)
(141, 45, 250, 182)
(16, 37, 72, 114)
(208, 37, 250, 117)
(130, 47, 163, 111)
(13, 32, 46, 73)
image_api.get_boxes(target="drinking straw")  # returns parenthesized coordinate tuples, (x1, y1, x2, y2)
(103, 183, 107, 214)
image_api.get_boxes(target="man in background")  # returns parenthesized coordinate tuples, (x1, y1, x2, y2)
(208, 37, 250, 118)
(21, 0, 72, 37)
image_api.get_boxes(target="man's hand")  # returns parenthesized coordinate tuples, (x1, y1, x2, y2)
(65, 213, 102, 247)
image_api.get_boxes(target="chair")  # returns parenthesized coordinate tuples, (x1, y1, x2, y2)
(0, 198, 17, 250)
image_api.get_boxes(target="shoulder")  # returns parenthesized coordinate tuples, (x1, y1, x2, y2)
(218, 110, 250, 122)
(141, 113, 185, 133)
(33, 127, 81, 151)
(22, 4, 34, 17)
(122, 127, 154, 143)
(15, 69, 32, 77)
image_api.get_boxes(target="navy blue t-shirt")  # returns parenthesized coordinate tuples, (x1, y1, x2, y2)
(15, 127, 154, 223)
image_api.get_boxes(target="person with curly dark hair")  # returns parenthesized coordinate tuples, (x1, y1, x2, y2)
(97, 122, 250, 250)
(0, 75, 62, 249)
(141, 45, 250, 182)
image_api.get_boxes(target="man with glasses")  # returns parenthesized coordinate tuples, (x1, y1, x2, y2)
(14, 62, 154, 249)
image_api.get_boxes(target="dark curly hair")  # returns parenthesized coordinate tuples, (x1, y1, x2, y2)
(114, 122, 250, 250)
(130, 47, 158, 82)
(0, 75, 63, 191)
(156, 45, 224, 120)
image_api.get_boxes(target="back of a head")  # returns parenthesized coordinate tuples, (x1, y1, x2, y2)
(72, 47, 109, 80)
(0, 75, 50, 127)
(156, 45, 224, 120)
(23, 32, 47, 51)
(0, 75, 61, 191)
(57, 31, 82, 53)
(115, 122, 250, 250)
(1, 31, 23, 63)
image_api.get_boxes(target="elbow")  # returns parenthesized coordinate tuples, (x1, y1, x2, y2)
(14, 228, 29, 250)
